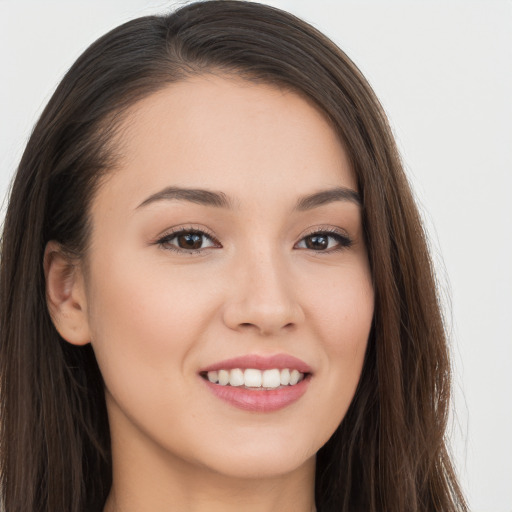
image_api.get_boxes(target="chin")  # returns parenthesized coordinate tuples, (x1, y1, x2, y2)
(188, 433, 318, 480)
(209, 453, 315, 481)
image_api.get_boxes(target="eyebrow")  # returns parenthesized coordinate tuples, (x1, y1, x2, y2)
(137, 187, 233, 209)
(294, 187, 361, 210)
(136, 185, 361, 211)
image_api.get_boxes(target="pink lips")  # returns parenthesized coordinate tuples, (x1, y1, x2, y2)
(200, 354, 312, 373)
(200, 354, 312, 413)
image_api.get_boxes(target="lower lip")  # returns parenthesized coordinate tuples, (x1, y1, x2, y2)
(202, 375, 311, 412)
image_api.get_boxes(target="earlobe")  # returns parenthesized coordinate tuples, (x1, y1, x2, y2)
(44, 241, 91, 346)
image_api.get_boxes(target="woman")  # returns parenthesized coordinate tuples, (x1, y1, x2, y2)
(0, 1, 467, 511)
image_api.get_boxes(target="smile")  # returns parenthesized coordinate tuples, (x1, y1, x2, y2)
(199, 354, 312, 412)
(203, 368, 305, 389)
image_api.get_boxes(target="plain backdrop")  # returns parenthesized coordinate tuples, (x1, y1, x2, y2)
(1, 1, 511, 510)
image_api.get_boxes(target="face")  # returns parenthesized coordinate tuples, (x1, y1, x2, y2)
(79, 75, 374, 479)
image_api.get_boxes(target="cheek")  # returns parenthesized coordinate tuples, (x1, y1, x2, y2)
(88, 252, 211, 338)
(84, 254, 218, 397)
(305, 259, 374, 348)
(303, 262, 374, 413)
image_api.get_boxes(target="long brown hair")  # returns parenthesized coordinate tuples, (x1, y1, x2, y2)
(0, 1, 467, 511)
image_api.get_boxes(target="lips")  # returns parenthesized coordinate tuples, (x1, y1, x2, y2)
(200, 353, 313, 373)
(199, 354, 312, 412)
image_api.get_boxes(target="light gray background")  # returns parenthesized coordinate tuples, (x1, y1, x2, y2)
(1, 1, 511, 510)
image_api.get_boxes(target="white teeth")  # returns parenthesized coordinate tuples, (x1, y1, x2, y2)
(244, 369, 262, 387)
(229, 368, 244, 387)
(218, 369, 230, 386)
(262, 369, 281, 388)
(205, 368, 305, 388)
(289, 369, 300, 385)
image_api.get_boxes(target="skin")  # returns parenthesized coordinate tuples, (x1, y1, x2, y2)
(45, 75, 374, 512)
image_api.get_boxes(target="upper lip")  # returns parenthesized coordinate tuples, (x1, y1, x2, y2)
(200, 353, 313, 374)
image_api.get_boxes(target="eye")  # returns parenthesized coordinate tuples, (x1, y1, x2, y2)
(295, 229, 352, 252)
(156, 228, 220, 254)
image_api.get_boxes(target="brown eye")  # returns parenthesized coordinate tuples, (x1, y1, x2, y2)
(296, 231, 352, 252)
(304, 234, 329, 250)
(176, 233, 203, 250)
(157, 229, 219, 253)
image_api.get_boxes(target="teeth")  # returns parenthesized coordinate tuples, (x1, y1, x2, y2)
(229, 368, 244, 387)
(262, 369, 281, 388)
(218, 369, 230, 386)
(289, 369, 300, 385)
(280, 368, 290, 385)
(244, 369, 262, 387)
(205, 368, 305, 389)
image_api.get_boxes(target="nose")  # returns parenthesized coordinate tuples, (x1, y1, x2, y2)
(222, 248, 305, 336)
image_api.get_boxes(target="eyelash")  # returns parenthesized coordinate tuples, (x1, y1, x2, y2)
(155, 226, 220, 255)
(296, 227, 353, 253)
(155, 226, 353, 255)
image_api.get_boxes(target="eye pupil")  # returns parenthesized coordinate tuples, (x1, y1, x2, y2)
(178, 233, 203, 249)
(305, 235, 328, 250)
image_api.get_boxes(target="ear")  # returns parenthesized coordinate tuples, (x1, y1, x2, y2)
(44, 241, 91, 346)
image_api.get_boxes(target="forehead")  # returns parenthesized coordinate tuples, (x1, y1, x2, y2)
(97, 74, 356, 212)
